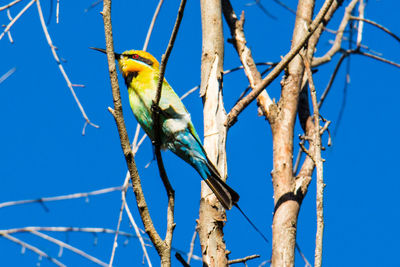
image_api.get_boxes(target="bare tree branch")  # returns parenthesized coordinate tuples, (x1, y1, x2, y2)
(222, 0, 274, 121)
(31, 231, 108, 267)
(301, 53, 324, 267)
(350, 16, 400, 44)
(142, 0, 164, 51)
(0, 0, 35, 40)
(108, 173, 152, 267)
(318, 52, 348, 108)
(226, 0, 336, 128)
(36, 0, 99, 134)
(100, 0, 166, 263)
(350, 49, 400, 68)
(0, 226, 134, 237)
(0, 67, 16, 84)
(0, 233, 66, 267)
(312, 0, 359, 67)
(0, 0, 23, 11)
(0, 186, 123, 209)
(228, 254, 260, 265)
(186, 228, 197, 265)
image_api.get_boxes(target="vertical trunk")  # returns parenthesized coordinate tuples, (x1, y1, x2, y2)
(271, 1, 315, 266)
(198, 0, 228, 266)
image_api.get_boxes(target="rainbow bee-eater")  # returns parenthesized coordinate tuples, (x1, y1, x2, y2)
(92, 48, 239, 210)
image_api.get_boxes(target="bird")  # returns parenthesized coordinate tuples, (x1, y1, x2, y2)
(91, 48, 240, 210)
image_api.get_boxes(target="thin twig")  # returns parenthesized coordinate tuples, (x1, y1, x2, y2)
(293, 140, 304, 175)
(31, 231, 108, 267)
(124, 200, 152, 266)
(0, 226, 134, 237)
(108, 174, 130, 267)
(0, 226, 203, 262)
(228, 254, 260, 265)
(186, 228, 197, 265)
(154, 0, 187, 104)
(151, 0, 187, 263)
(246, 0, 277, 20)
(36, 0, 99, 133)
(295, 243, 312, 267)
(0, 186, 123, 209)
(272, 0, 296, 15)
(6, 8, 14, 43)
(101, 0, 165, 261)
(355, 0, 365, 48)
(300, 141, 314, 162)
(312, 0, 359, 67)
(0, 0, 23, 11)
(318, 52, 348, 109)
(142, 0, 164, 51)
(131, 0, 165, 154)
(0, 67, 16, 84)
(0, 233, 66, 267)
(301, 52, 324, 267)
(56, 0, 60, 23)
(350, 16, 400, 44)
(84, 0, 102, 12)
(0, 0, 35, 40)
(352, 49, 400, 68)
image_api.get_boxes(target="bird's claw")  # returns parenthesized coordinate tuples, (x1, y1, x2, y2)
(151, 101, 162, 114)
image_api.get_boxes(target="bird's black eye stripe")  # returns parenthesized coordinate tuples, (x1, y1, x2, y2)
(127, 54, 154, 67)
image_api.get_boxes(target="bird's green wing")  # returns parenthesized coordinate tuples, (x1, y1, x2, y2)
(158, 79, 203, 146)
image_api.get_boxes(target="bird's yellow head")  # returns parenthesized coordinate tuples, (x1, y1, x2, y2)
(117, 50, 160, 77)
(90, 47, 160, 78)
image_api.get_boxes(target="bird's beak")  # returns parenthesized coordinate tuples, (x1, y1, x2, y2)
(90, 47, 121, 59)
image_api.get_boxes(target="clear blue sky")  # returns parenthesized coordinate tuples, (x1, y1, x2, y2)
(1, 0, 399, 266)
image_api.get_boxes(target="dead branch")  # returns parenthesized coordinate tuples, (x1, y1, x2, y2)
(226, 0, 336, 128)
(31, 231, 108, 267)
(0, 226, 134, 237)
(350, 16, 400, 44)
(100, 0, 166, 263)
(312, 0, 359, 67)
(318, 52, 349, 108)
(0, 0, 23, 11)
(350, 49, 400, 68)
(222, 0, 274, 120)
(307, 0, 345, 63)
(36, 0, 99, 134)
(186, 228, 197, 265)
(131, 0, 165, 150)
(151, 1, 187, 265)
(1, 233, 66, 267)
(228, 254, 260, 265)
(108, 173, 152, 267)
(355, 0, 365, 48)
(0, 67, 16, 84)
(0, 186, 123, 209)
(143, 0, 164, 51)
(0, 0, 35, 40)
(301, 53, 324, 267)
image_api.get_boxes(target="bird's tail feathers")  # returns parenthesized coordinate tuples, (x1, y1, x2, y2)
(204, 161, 240, 210)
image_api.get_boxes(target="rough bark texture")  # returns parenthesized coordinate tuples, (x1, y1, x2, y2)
(270, 1, 315, 266)
(198, 0, 228, 266)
